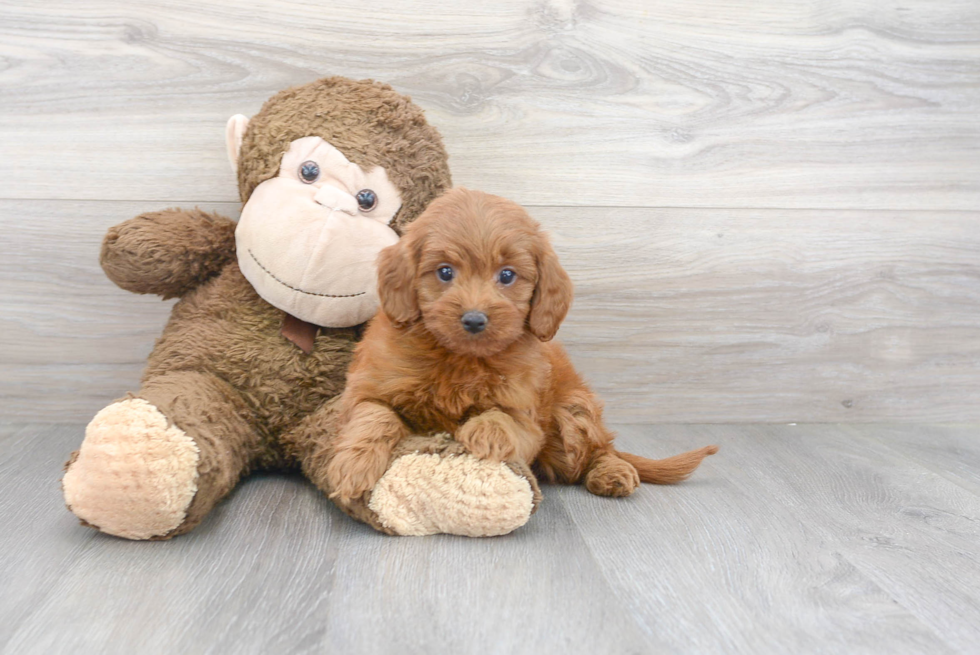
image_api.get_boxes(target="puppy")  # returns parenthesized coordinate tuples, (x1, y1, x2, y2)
(327, 188, 717, 505)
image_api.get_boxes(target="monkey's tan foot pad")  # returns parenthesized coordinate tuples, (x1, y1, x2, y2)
(62, 398, 200, 540)
(369, 453, 540, 537)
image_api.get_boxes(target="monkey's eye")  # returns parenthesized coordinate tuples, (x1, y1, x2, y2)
(356, 189, 378, 211)
(498, 269, 517, 286)
(299, 161, 320, 184)
(436, 265, 454, 282)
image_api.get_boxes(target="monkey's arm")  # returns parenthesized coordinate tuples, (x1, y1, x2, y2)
(100, 208, 237, 298)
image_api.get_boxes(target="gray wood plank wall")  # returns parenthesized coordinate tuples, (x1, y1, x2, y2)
(1, 0, 978, 423)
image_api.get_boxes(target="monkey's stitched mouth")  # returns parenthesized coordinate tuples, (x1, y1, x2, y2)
(248, 249, 367, 298)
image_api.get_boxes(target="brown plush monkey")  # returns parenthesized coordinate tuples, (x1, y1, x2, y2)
(61, 77, 542, 539)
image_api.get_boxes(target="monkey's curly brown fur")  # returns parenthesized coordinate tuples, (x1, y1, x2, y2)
(67, 77, 457, 537)
(237, 77, 452, 231)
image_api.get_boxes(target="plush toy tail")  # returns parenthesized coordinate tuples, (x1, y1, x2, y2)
(616, 445, 719, 484)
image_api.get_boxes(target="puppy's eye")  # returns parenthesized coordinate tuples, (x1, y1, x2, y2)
(299, 161, 320, 184)
(498, 268, 517, 286)
(436, 265, 454, 282)
(356, 189, 378, 211)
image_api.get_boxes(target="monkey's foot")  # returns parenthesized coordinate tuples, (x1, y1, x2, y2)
(62, 398, 200, 540)
(366, 434, 542, 537)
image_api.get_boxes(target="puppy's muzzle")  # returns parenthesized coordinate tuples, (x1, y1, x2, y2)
(461, 311, 488, 334)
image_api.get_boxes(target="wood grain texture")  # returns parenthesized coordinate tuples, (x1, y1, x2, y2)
(3, 200, 978, 423)
(4, 423, 980, 653)
(0, 0, 978, 208)
(559, 427, 963, 654)
(706, 424, 980, 654)
(3, 2, 979, 652)
(0, 424, 652, 654)
(546, 206, 980, 423)
(858, 424, 980, 496)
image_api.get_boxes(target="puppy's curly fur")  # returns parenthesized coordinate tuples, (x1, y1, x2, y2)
(327, 189, 717, 505)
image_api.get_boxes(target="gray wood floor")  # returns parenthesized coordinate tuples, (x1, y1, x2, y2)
(2, 422, 979, 654)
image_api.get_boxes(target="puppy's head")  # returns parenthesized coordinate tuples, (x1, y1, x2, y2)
(377, 188, 572, 357)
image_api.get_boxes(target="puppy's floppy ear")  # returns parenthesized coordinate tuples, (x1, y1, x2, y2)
(528, 234, 573, 341)
(377, 238, 421, 327)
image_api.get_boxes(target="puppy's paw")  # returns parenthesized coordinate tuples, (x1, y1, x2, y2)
(456, 410, 520, 462)
(327, 447, 390, 506)
(585, 453, 640, 497)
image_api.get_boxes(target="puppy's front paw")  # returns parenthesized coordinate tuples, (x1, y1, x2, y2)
(456, 410, 520, 462)
(585, 453, 640, 497)
(327, 447, 390, 506)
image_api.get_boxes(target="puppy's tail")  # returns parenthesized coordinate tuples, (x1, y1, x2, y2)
(615, 445, 719, 484)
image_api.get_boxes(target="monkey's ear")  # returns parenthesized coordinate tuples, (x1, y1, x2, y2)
(377, 239, 421, 328)
(225, 114, 250, 174)
(528, 235, 573, 341)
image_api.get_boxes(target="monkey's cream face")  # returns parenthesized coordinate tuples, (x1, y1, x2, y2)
(235, 136, 402, 327)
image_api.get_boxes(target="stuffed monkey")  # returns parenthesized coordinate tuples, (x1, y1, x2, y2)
(62, 77, 541, 539)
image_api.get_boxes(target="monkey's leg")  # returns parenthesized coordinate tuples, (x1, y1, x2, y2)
(62, 371, 265, 540)
(284, 399, 542, 537)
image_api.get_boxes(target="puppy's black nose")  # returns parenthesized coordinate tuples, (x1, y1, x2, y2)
(461, 311, 488, 334)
